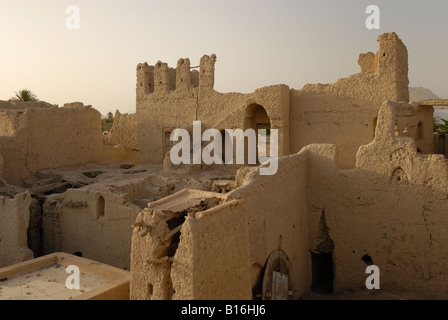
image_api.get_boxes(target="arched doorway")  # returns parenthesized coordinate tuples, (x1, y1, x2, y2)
(260, 249, 295, 300)
(244, 104, 271, 163)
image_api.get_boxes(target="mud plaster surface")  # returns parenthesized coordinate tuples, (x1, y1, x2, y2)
(0, 264, 110, 300)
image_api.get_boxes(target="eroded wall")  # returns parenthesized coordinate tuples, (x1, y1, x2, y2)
(105, 110, 138, 151)
(305, 101, 448, 297)
(0, 193, 34, 268)
(171, 200, 252, 300)
(137, 32, 412, 171)
(136, 55, 290, 165)
(42, 184, 141, 269)
(289, 32, 410, 168)
(130, 153, 311, 299)
(228, 154, 311, 299)
(0, 101, 125, 186)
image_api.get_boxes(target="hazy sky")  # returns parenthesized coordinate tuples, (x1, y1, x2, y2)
(0, 0, 447, 115)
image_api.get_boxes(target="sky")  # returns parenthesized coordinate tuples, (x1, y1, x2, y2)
(0, 0, 447, 115)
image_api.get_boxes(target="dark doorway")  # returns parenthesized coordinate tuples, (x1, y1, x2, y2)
(311, 251, 334, 294)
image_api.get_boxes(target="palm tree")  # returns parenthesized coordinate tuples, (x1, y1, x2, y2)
(11, 89, 38, 102)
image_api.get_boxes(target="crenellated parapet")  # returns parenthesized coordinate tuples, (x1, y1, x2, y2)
(136, 54, 216, 100)
(199, 54, 216, 89)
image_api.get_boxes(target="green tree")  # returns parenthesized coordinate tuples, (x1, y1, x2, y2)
(434, 118, 448, 134)
(102, 112, 114, 131)
(11, 89, 38, 102)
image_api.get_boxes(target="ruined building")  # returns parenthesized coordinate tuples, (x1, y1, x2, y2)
(1, 32, 448, 299)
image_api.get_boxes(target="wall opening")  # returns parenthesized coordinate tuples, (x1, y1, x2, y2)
(417, 121, 423, 140)
(311, 209, 334, 294)
(362, 254, 373, 265)
(261, 249, 295, 300)
(97, 196, 105, 219)
(244, 104, 271, 164)
(311, 252, 334, 294)
(403, 124, 409, 134)
(147, 283, 154, 299)
(166, 216, 186, 257)
(251, 263, 264, 300)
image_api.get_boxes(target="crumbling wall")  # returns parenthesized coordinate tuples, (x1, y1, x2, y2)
(0, 110, 18, 137)
(42, 184, 141, 269)
(130, 151, 311, 300)
(305, 100, 448, 297)
(289, 94, 380, 168)
(0, 128, 29, 186)
(137, 33, 411, 171)
(130, 189, 251, 300)
(0, 101, 125, 186)
(358, 52, 377, 74)
(105, 110, 138, 151)
(391, 103, 433, 154)
(171, 200, 252, 300)
(228, 153, 311, 299)
(289, 32, 410, 168)
(25, 103, 123, 173)
(0, 193, 34, 268)
(136, 55, 290, 165)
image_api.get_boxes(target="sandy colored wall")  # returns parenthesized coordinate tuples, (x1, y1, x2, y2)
(171, 200, 252, 300)
(305, 101, 448, 297)
(137, 90, 198, 164)
(136, 55, 290, 165)
(137, 33, 410, 171)
(229, 154, 311, 299)
(289, 94, 380, 168)
(0, 110, 18, 137)
(0, 129, 29, 185)
(289, 33, 410, 169)
(0, 193, 34, 268)
(105, 110, 138, 151)
(130, 152, 311, 300)
(130, 100, 442, 298)
(42, 185, 141, 269)
(25, 106, 105, 173)
(0, 102, 125, 186)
